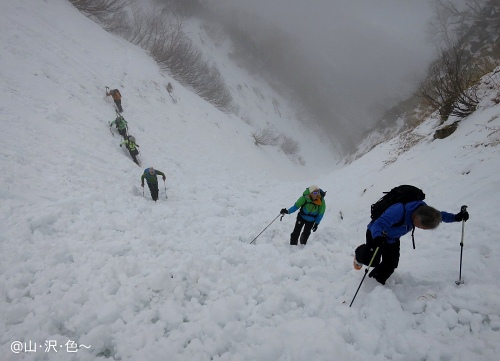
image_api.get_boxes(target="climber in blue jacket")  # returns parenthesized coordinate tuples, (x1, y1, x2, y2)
(355, 201, 469, 285)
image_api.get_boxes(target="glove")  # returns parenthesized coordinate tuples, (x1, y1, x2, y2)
(455, 210, 469, 222)
(280, 208, 289, 215)
(120, 144, 122, 147)
(141, 183, 144, 187)
(372, 236, 386, 248)
(162, 176, 166, 181)
(312, 223, 318, 232)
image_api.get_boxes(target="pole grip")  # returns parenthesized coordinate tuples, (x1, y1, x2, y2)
(459, 205, 467, 246)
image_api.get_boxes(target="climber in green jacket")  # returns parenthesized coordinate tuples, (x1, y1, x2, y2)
(120, 135, 139, 165)
(110, 115, 128, 139)
(280, 185, 326, 245)
(141, 167, 166, 201)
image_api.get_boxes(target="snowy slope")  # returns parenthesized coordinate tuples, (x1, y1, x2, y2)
(1, 1, 499, 361)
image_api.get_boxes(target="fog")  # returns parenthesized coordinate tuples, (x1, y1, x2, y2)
(206, 0, 438, 147)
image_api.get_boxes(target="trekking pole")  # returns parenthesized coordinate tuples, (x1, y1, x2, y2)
(142, 186, 144, 197)
(249, 214, 283, 245)
(164, 180, 168, 199)
(350, 247, 380, 307)
(455, 205, 468, 285)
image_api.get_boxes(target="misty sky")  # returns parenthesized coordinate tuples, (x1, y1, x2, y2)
(212, 0, 438, 133)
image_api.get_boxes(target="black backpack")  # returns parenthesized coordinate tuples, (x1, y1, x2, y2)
(371, 185, 425, 220)
(370, 185, 425, 248)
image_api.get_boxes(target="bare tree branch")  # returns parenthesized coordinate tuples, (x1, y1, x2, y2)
(251, 127, 281, 146)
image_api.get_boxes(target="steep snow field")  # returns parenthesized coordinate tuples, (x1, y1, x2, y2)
(1, 1, 499, 360)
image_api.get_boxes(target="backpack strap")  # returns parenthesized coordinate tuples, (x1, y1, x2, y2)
(393, 203, 421, 249)
(411, 227, 416, 249)
(410, 204, 425, 249)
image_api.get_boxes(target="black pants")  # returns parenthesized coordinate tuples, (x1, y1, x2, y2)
(356, 230, 400, 284)
(114, 99, 123, 112)
(118, 128, 127, 139)
(147, 182, 159, 201)
(290, 215, 314, 245)
(128, 149, 139, 165)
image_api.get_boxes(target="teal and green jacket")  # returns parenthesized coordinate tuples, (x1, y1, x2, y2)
(287, 188, 326, 224)
(111, 116, 127, 130)
(141, 169, 166, 184)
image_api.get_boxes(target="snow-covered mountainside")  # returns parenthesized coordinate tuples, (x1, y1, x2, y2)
(1, 1, 499, 361)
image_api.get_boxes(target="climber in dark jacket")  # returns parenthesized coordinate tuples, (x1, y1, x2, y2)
(141, 167, 166, 201)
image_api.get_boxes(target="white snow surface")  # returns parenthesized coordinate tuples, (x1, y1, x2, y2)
(1, 1, 499, 360)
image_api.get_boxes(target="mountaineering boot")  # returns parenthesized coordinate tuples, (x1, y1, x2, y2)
(353, 257, 363, 270)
